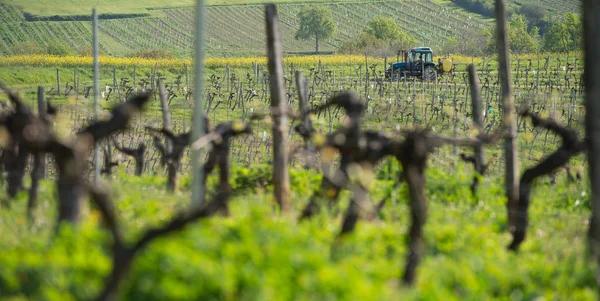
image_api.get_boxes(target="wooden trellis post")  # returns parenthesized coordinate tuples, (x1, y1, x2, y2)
(56, 68, 60, 96)
(295, 71, 311, 152)
(158, 78, 172, 152)
(37, 86, 47, 178)
(265, 3, 290, 212)
(583, 0, 600, 270)
(73, 69, 77, 95)
(468, 65, 485, 196)
(191, 0, 206, 208)
(495, 0, 519, 231)
(92, 8, 100, 180)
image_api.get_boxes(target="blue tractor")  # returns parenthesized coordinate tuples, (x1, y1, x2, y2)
(385, 47, 442, 81)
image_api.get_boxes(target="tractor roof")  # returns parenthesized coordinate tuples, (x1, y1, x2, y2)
(411, 47, 432, 53)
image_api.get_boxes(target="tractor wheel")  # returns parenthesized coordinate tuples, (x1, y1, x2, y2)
(423, 66, 437, 81)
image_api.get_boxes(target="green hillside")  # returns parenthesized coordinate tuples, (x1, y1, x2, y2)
(6, 0, 195, 16)
(447, 0, 581, 19)
(0, 166, 595, 300)
(0, 0, 488, 57)
(6, 0, 359, 16)
(538, 0, 580, 14)
(0, 0, 581, 57)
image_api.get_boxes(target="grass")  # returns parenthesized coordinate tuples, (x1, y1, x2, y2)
(6, 0, 383, 16)
(0, 165, 595, 300)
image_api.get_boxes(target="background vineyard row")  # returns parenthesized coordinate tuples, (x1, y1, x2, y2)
(0, 52, 586, 183)
(2, 0, 496, 56)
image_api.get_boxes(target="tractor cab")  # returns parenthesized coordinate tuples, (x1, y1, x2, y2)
(408, 48, 434, 69)
(386, 47, 438, 81)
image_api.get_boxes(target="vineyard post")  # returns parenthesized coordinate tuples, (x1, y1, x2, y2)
(183, 104, 187, 132)
(452, 83, 457, 158)
(359, 66, 362, 90)
(56, 68, 60, 96)
(568, 87, 573, 127)
(421, 69, 425, 113)
(295, 71, 312, 152)
(239, 81, 245, 121)
(558, 84, 573, 127)
(525, 63, 529, 88)
(158, 79, 173, 153)
(383, 57, 387, 77)
(224, 64, 228, 91)
(184, 63, 189, 91)
(536, 53, 540, 93)
(566, 53, 570, 76)
(463, 74, 470, 121)
(152, 63, 158, 101)
(412, 77, 416, 126)
(484, 78, 489, 122)
(37, 86, 47, 178)
(365, 71, 369, 102)
(266, 3, 291, 212)
(468, 65, 485, 192)
(92, 8, 100, 180)
(113, 67, 121, 102)
(255, 61, 259, 85)
(319, 60, 324, 80)
(516, 57, 520, 83)
(191, 0, 206, 209)
(583, 0, 600, 267)
(332, 70, 335, 87)
(133, 65, 137, 94)
(262, 69, 266, 97)
(76, 70, 80, 96)
(393, 69, 398, 100)
(73, 69, 77, 95)
(430, 74, 436, 119)
(495, 0, 519, 230)
(483, 56, 487, 74)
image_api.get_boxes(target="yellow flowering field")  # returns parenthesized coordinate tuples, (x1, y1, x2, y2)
(0, 54, 388, 69)
(441, 52, 583, 65)
(0, 53, 579, 71)
(0, 55, 189, 68)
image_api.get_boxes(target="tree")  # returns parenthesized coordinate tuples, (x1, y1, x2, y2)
(518, 2, 546, 30)
(338, 15, 415, 57)
(542, 12, 582, 53)
(295, 5, 336, 53)
(507, 14, 539, 53)
(440, 30, 487, 56)
(451, 0, 495, 17)
(485, 14, 539, 54)
(364, 15, 404, 42)
(45, 40, 72, 56)
(11, 40, 44, 55)
(362, 15, 415, 49)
